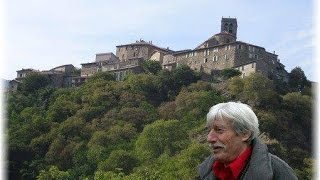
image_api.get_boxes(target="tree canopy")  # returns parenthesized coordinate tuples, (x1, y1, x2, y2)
(6, 66, 313, 179)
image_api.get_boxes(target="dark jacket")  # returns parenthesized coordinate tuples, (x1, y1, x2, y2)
(197, 138, 298, 180)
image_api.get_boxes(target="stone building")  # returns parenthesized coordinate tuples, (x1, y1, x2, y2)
(81, 52, 120, 77)
(16, 68, 39, 81)
(12, 17, 289, 91)
(79, 41, 173, 82)
(80, 52, 144, 82)
(8, 79, 21, 93)
(116, 39, 174, 63)
(50, 64, 76, 75)
(80, 17, 288, 83)
(162, 17, 288, 81)
(11, 64, 78, 91)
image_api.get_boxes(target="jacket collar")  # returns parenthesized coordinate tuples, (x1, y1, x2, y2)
(198, 138, 273, 180)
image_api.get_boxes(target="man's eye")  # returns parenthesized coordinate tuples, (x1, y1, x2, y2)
(216, 128, 224, 133)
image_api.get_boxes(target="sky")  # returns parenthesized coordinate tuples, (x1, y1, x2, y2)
(0, 0, 316, 82)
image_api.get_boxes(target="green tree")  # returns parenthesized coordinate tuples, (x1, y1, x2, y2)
(125, 73, 160, 105)
(156, 65, 200, 101)
(175, 88, 226, 119)
(229, 73, 281, 109)
(19, 72, 51, 94)
(135, 120, 189, 160)
(288, 67, 308, 92)
(220, 68, 241, 80)
(86, 71, 116, 83)
(37, 166, 71, 180)
(282, 92, 312, 150)
(174, 142, 211, 178)
(295, 158, 314, 180)
(142, 60, 162, 75)
(98, 150, 139, 174)
(47, 96, 80, 122)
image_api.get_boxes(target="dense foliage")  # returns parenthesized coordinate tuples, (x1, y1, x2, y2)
(6, 65, 313, 179)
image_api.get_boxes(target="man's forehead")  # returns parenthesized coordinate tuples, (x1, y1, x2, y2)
(207, 118, 233, 128)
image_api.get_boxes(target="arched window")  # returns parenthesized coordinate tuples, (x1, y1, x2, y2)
(224, 23, 228, 31)
(229, 23, 233, 33)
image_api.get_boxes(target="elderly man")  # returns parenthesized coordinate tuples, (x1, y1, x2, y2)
(198, 102, 297, 180)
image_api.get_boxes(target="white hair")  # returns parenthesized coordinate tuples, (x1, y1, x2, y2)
(206, 102, 260, 141)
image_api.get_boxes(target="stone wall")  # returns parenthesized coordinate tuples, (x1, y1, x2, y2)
(16, 69, 37, 80)
(116, 40, 171, 63)
(175, 44, 236, 74)
(51, 65, 75, 75)
(167, 41, 287, 81)
(116, 45, 150, 62)
(95, 53, 119, 63)
(81, 63, 97, 77)
(234, 61, 257, 77)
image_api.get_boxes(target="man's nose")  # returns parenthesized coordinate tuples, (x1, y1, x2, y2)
(207, 130, 218, 143)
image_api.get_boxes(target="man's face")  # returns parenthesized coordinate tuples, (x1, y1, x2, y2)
(207, 118, 249, 164)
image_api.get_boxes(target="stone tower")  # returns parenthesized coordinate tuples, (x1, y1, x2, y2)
(221, 17, 237, 39)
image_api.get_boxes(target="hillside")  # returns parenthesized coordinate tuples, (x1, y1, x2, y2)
(6, 65, 313, 179)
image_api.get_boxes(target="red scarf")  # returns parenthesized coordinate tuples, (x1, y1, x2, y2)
(212, 146, 253, 180)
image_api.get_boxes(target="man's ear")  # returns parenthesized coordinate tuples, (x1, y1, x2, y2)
(241, 132, 251, 142)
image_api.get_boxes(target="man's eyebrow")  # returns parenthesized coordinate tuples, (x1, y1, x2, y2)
(213, 125, 227, 129)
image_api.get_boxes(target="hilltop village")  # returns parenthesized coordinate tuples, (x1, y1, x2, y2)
(8, 17, 288, 92)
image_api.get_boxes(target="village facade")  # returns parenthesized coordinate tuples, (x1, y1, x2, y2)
(10, 17, 289, 92)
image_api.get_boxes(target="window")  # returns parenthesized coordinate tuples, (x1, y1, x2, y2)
(204, 58, 208, 63)
(225, 45, 230, 50)
(249, 46, 255, 52)
(213, 56, 218, 61)
(224, 54, 228, 60)
(203, 49, 210, 56)
(238, 44, 242, 49)
(213, 48, 218, 52)
(133, 52, 136, 57)
(254, 54, 258, 59)
(252, 63, 255, 68)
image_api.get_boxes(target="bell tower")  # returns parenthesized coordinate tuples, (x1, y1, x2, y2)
(221, 17, 237, 39)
